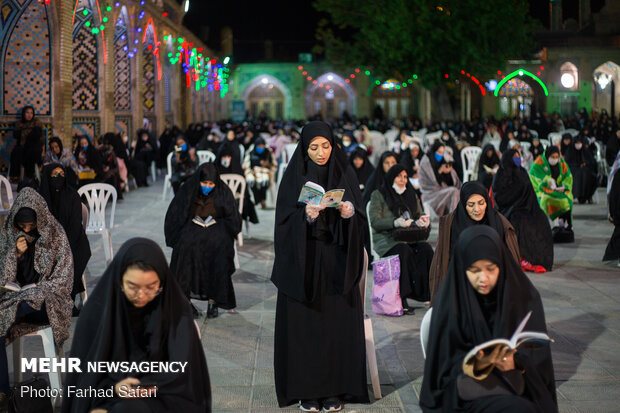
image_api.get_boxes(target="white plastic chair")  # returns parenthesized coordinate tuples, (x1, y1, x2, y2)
(547, 132, 562, 146)
(221, 174, 246, 269)
(197, 150, 216, 165)
(520, 141, 531, 156)
(276, 163, 288, 189)
(13, 327, 63, 406)
(284, 143, 298, 163)
(78, 183, 117, 265)
(565, 128, 579, 138)
(424, 131, 442, 149)
(460, 146, 482, 183)
(539, 139, 551, 149)
(529, 129, 539, 138)
(0, 174, 13, 215)
(420, 307, 433, 359)
(360, 248, 382, 400)
(150, 161, 157, 183)
(162, 152, 174, 200)
(80, 203, 89, 305)
(365, 202, 381, 263)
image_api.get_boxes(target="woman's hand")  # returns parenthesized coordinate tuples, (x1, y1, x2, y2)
(114, 377, 141, 398)
(16, 236, 27, 257)
(474, 345, 516, 373)
(305, 204, 325, 220)
(336, 201, 354, 219)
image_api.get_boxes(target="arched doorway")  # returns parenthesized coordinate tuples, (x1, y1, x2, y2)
(497, 78, 535, 118)
(593, 61, 620, 117)
(242, 75, 290, 119)
(305, 72, 356, 120)
(372, 79, 410, 120)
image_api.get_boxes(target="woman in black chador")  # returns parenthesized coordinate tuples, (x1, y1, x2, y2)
(165, 163, 241, 318)
(564, 135, 597, 204)
(420, 226, 557, 413)
(39, 163, 91, 303)
(62, 238, 211, 413)
(272, 121, 369, 412)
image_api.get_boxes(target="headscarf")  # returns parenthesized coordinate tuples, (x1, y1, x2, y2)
(271, 121, 365, 302)
(560, 133, 572, 156)
(14, 106, 42, 144)
(545, 146, 561, 180)
(164, 162, 239, 249)
(450, 181, 505, 254)
(564, 135, 595, 170)
(362, 150, 398, 205)
(249, 136, 270, 167)
(479, 144, 500, 169)
(49, 137, 64, 154)
(400, 141, 422, 177)
(349, 147, 374, 188)
(530, 137, 544, 160)
(379, 164, 421, 218)
(62, 238, 211, 413)
(420, 226, 557, 413)
(428, 141, 448, 182)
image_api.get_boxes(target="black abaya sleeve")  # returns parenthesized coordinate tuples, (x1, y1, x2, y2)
(164, 194, 189, 249)
(218, 182, 242, 239)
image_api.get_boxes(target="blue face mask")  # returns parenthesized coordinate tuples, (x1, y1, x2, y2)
(255, 146, 265, 155)
(180, 143, 188, 152)
(201, 185, 213, 195)
(434, 153, 444, 163)
(513, 157, 522, 167)
(82, 143, 88, 150)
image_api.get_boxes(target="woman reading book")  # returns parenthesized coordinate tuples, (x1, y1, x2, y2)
(165, 163, 241, 318)
(420, 226, 557, 413)
(271, 121, 369, 412)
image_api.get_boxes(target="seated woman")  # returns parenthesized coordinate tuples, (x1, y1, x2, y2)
(165, 163, 242, 319)
(170, 136, 198, 194)
(400, 140, 423, 198)
(529, 136, 545, 161)
(62, 238, 211, 413)
(132, 129, 158, 173)
(39, 163, 91, 306)
(0, 188, 73, 405)
(243, 137, 277, 209)
(362, 151, 398, 205)
(419, 141, 462, 217)
(420, 226, 558, 413)
(493, 149, 553, 273)
(216, 145, 259, 225)
(529, 146, 574, 241)
(564, 136, 597, 204)
(98, 137, 124, 197)
(429, 182, 519, 300)
(560, 133, 572, 157)
(476, 144, 500, 190)
(43, 137, 78, 175)
(74, 135, 104, 187)
(350, 147, 374, 191)
(368, 164, 433, 312)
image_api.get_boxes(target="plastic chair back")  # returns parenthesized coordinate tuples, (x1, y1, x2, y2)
(548, 133, 562, 146)
(540, 139, 551, 149)
(520, 141, 531, 155)
(0, 175, 13, 214)
(420, 307, 433, 359)
(221, 173, 246, 214)
(77, 183, 117, 232)
(284, 143, 298, 163)
(365, 202, 381, 262)
(461, 146, 482, 183)
(197, 150, 216, 165)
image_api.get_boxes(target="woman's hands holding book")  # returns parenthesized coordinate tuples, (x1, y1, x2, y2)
(306, 204, 326, 220)
(336, 201, 354, 219)
(474, 345, 516, 373)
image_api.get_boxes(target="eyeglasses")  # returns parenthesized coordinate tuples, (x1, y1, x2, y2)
(121, 284, 162, 298)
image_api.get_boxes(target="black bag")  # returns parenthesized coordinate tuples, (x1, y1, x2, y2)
(9, 376, 53, 413)
(552, 226, 574, 243)
(392, 223, 431, 243)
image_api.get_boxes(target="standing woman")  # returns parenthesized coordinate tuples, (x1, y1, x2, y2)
(272, 121, 368, 412)
(564, 136, 597, 204)
(165, 163, 241, 318)
(9, 106, 43, 180)
(420, 226, 557, 413)
(62, 238, 211, 413)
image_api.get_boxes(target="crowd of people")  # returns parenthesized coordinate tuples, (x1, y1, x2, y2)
(0, 106, 617, 413)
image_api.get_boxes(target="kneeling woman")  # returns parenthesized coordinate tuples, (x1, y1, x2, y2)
(420, 226, 557, 413)
(429, 182, 519, 301)
(368, 164, 433, 312)
(62, 238, 211, 413)
(165, 163, 242, 318)
(272, 121, 368, 412)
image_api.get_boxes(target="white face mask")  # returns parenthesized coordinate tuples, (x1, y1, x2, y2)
(574, 143, 583, 150)
(221, 157, 231, 168)
(392, 183, 406, 195)
(548, 157, 559, 166)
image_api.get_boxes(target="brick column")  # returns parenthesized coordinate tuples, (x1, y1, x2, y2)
(53, 0, 75, 147)
(101, 0, 115, 135)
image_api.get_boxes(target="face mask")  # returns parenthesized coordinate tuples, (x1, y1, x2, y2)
(513, 157, 522, 167)
(342, 140, 351, 147)
(392, 183, 406, 195)
(548, 157, 559, 166)
(434, 153, 444, 163)
(221, 157, 231, 168)
(50, 175, 65, 190)
(574, 143, 583, 150)
(255, 146, 265, 155)
(180, 143, 188, 152)
(442, 135, 450, 141)
(201, 185, 213, 195)
(82, 144, 88, 150)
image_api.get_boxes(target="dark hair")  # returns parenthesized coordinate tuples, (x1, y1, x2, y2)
(124, 261, 156, 273)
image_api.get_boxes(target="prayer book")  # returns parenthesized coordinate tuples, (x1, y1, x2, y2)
(192, 216, 216, 228)
(298, 181, 345, 208)
(483, 165, 499, 174)
(463, 311, 553, 364)
(2, 282, 36, 292)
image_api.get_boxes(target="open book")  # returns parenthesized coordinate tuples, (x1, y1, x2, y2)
(298, 181, 345, 208)
(483, 165, 499, 174)
(2, 282, 36, 292)
(192, 216, 216, 228)
(464, 311, 553, 364)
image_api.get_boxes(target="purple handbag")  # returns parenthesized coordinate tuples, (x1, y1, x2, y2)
(371, 254, 403, 316)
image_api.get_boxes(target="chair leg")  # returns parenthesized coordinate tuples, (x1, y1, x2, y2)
(150, 163, 156, 182)
(162, 178, 171, 200)
(102, 230, 113, 265)
(39, 329, 62, 406)
(12, 337, 23, 384)
(234, 241, 240, 269)
(237, 232, 243, 248)
(364, 316, 382, 400)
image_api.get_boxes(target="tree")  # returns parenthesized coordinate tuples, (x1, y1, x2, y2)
(313, 0, 538, 87)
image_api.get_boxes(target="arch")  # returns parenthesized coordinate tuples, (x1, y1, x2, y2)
(113, 6, 131, 111)
(593, 61, 619, 89)
(241, 74, 292, 118)
(592, 61, 620, 116)
(2, 0, 52, 116)
(559, 61, 579, 90)
(494, 69, 548, 97)
(305, 72, 357, 117)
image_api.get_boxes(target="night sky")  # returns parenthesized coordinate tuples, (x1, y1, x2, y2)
(182, 0, 607, 62)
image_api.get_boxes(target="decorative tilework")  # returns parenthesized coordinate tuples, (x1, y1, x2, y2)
(164, 70, 171, 113)
(114, 116, 131, 139)
(72, 117, 100, 141)
(72, 17, 99, 111)
(113, 17, 131, 111)
(3, 1, 51, 116)
(143, 25, 155, 114)
(1, 121, 53, 148)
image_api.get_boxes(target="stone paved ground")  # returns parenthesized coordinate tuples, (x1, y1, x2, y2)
(10, 180, 620, 413)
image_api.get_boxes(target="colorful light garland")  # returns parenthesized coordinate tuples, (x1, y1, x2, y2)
(494, 69, 549, 97)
